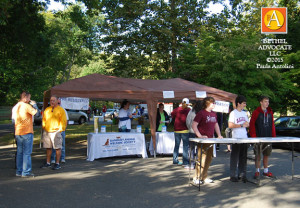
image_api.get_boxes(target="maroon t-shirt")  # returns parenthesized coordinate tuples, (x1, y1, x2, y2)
(193, 109, 217, 138)
(171, 107, 190, 131)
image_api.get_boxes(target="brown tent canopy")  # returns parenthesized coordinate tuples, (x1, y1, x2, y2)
(44, 74, 237, 155)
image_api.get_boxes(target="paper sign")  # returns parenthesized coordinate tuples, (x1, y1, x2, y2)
(163, 91, 175, 99)
(195, 91, 207, 98)
(60, 97, 89, 110)
(213, 101, 230, 113)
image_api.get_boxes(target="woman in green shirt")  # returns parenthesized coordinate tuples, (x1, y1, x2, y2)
(156, 103, 170, 132)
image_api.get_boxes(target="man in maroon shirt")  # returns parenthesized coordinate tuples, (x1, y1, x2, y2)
(171, 98, 191, 167)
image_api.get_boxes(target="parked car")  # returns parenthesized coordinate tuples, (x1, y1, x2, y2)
(272, 116, 300, 151)
(104, 109, 119, 119)
(67, 109, 88, 124)
(34, 109, 88, 125)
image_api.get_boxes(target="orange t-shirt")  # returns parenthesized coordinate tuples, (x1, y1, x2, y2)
(14, 102, 37, 135)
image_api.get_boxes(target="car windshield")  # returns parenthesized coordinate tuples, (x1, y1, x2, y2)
(275, 117, 289, 127)
(287, 118, 300, 128)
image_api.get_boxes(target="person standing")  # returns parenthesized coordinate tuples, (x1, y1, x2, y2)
(50, 98, 68, 164)
(228, 95, 249, 182)
(192, 97, 223, 184)
(250, 96, 276, 179)
(40, 95, 67, 170)
(156, 103, 170, 132)
(171, 98, 190, 167)
(186, 100, 202, 169)
(14, 91, 39, 177)
(102, 105, 107, 120)
(118, 100, 133, 132)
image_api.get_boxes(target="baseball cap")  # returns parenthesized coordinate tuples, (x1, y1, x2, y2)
(182, 98, 189, 104)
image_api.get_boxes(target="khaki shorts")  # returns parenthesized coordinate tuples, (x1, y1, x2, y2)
(43, 131, 62, 149)
(253, 143, 272, 156)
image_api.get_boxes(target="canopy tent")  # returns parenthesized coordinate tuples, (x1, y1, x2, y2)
(43, 73, 237, 155)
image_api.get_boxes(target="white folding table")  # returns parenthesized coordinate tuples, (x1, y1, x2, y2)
(189, 137, 300, 191)
(149, 132, 183, 155)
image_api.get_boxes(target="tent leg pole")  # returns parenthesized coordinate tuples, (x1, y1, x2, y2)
(154, 150, 156, 158)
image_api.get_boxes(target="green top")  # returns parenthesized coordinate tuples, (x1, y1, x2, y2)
(158, 112, 165, 131)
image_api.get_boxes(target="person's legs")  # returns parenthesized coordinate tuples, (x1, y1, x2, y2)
(173, 133, 181, 164)
(230, 144, 240, 179)
(254, 144, 261, 170)
(194, 144, 201, 179)
(262, 143, 272, 169)
(182, 133, 190, 165)
(51, 148, 56, 162)
(238, 143, 248, 179)
(60, 131, 66, 161)
(46, 148, 52, 163)
(15, 135, 24, 175)
(55, 149, 61, 164)
(200, 143, 213, 181)
(189, 133, 196, 167)
(22, 133, 33, 176)
(263, 156, 269, 168)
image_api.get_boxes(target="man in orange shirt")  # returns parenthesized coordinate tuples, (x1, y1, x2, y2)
(14, 91, 39, 177)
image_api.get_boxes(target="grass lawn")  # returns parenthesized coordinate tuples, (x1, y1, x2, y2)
(0, 120, 11, 125)
(0, 121, 158, 146)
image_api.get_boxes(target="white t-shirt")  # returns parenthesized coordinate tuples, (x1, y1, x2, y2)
(228, 109, 249, 139)
(118, 108, 132, 129)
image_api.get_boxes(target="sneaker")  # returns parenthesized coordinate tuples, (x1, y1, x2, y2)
(52, 163, 61, 170)
(21, 173, 35, 178)
(177, 162, 183, 166)
(204, 178, 214, 183)
(230, 177, 239, 182)
(40, 163, 51, 168)
(193, 178, 203, 185)
(51, 160, 55, 164)
(184, 165, 194, 169)
(254, 172, 260, 179)
(61, 159, 66, 163)
(263, 172, 274, 177)
(16, 173, 21, 177)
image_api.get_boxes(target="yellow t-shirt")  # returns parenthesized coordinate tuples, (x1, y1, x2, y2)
(42, 106, 67, 132)
(15, 102, 37, 135)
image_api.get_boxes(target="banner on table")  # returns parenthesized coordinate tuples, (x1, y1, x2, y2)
(60, 97, 89, 110)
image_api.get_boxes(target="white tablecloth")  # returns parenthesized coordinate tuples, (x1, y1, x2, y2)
(87, 132, 148, 161)
(149, 132, 183, 155)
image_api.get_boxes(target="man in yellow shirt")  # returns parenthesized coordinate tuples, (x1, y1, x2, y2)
(14, 91, 39, 177)
(40, 95, 67, 170)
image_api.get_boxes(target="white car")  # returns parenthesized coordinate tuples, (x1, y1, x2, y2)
(34, 109, 88, 125)
(104, 109, 119, 119)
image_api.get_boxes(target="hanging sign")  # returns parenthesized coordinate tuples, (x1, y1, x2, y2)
(195, 91, 207, 98)
(163, 91, 175, 99)
(213, 101, 230, 113)
(60, 97, 89, 110)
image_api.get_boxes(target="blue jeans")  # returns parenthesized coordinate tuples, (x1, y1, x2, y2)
(16, 133, 33, 176)
(51, 131, 65, 161)
(173, 133, 190, 165)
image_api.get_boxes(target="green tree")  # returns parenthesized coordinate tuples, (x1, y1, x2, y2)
(0, 0, 50, 104)
(96, 0, 214, 78)
(42, 4, 104, 84)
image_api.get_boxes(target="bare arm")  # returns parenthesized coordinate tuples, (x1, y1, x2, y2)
(228, 121, 249, 129)
(214, 123, 223, 138)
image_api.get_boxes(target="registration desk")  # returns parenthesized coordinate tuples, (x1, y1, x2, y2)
(149, 132, 183, 155)
(87, 132, 148, 161)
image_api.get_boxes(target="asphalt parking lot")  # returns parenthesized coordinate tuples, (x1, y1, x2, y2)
(1, 142, 300, 208)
